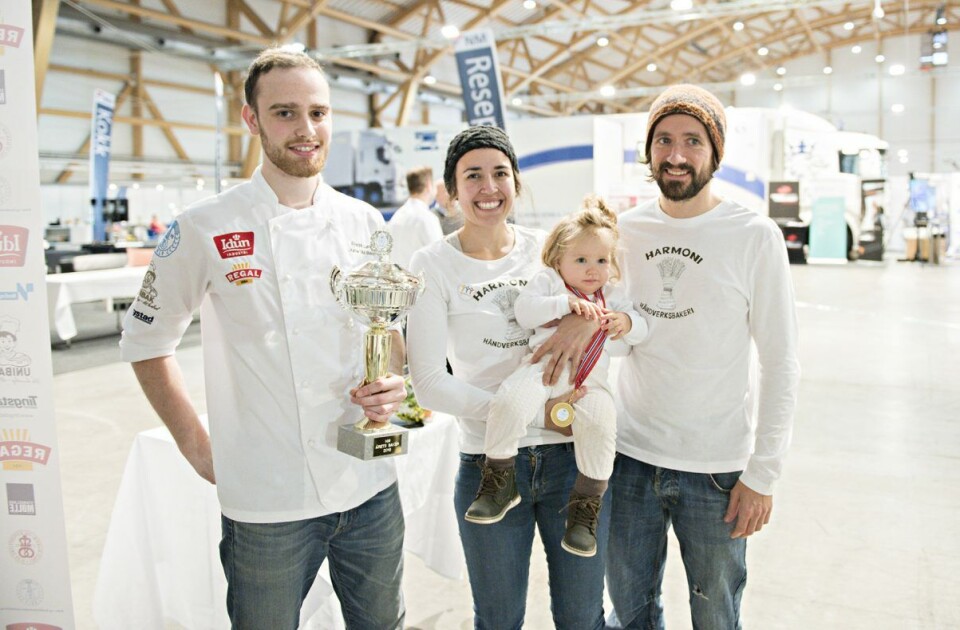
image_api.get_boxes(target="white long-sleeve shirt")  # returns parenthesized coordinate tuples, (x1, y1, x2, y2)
(406, 226, 574, 454)
(616, 198, 800, 495)
(120, 169, 396, 523)
(385, 197, 443, 269)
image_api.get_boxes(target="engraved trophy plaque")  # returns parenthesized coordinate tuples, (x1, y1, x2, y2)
(330, 230, 424, 460)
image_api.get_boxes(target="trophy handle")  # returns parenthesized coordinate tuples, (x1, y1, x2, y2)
(329, 266, 344, 307)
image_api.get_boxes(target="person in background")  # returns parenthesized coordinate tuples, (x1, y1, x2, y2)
(120, 47, 407, 629)
(406, 125, 610, 629)
(147, 214, 166, 240)
(385, 165, 442, 269)
(464, 195, 648, 560)
(606, 84, 801, 629)
(432, 178, 465, 235)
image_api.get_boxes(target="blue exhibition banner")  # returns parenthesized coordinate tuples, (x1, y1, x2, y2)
(89, 88, 116, 242)
(454, 29, 506, 129)
(808, 196, 848, 262)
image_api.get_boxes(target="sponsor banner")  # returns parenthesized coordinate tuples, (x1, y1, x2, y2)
(454, 29, 507, 129)
(0, 225, 28, 266)
(214, 231, 254, 258)
(89, 88, 116, 242)
(0, 3, 76, 625)
(7, 483, 36, 515)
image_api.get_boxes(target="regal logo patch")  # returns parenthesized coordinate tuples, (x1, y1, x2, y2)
(226, 262, 262, 286)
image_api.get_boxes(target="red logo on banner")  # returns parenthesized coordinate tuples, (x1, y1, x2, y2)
(0, 226, 28, 267)
(6, 624, 63, 630)
(214, 232, 254, 259)
(226, 263, 263, 286)
(0, 24, 25, 49)
(0, 429, 50, 471)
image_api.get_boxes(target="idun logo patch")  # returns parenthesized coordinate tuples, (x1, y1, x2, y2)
(0, 226, 28, 267)
(226, 262, 262, 286)
(213, 232, 254, 259)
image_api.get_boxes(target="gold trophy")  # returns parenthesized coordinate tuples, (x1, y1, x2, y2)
(330, 230, 424, 460)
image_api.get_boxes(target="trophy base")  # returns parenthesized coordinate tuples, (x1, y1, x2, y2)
(337, 422, 408, 460)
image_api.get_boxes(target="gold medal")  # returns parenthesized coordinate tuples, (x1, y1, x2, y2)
(550, 401, 575, 427)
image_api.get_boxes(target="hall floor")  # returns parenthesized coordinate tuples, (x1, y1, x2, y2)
(53, 258, 960, 629)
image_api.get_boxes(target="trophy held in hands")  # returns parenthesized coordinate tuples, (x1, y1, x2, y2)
(330, 230, 424, 460)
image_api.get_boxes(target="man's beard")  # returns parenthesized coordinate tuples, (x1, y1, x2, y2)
(261, 130, 328, 178)
(654, 162, 712, 201)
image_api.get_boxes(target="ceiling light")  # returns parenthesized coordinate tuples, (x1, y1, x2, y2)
(888, 63, 905, 76)
(441, 24, 460, 39)
(600, 84, 616, 97)
(757, 47, 769, 56)
(522, 0, 537, 9)
(937, 15, 947, 25)
(899, 155, 909, 164)
(646, 63, 658, 72)
(596, 35, 609, 47)
(875, 54, 885, 63)
(156, 184, 164, 191)
(733, 21, 744, 31)
(891, 103, 904, 113)
(844, 22, 855, 31)
(823, 66, 833, 74)
(132, 183, 140, 190)
(280, 42, 305, 53)
(670, 0, 693, 10)
(108, 183, 118, 191)
(773, 83, 783, 91)
(511, 97, 523, 106)
(740, 73, 756, 86)
(776, 66, 787, 75)
(852, 45, 862, 54)
(897, 149, 908, 157)
(423, 75, 437, 85)
(873, 0, 885, 19)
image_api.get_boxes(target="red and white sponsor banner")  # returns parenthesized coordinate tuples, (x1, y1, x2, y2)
(0, 1, 76, 627)
(213, 231, 254, 258)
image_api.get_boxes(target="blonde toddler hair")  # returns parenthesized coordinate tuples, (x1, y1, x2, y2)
(542, 195, 622, 283)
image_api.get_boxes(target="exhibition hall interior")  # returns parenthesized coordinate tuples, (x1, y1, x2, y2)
(3, 0, 958, 628)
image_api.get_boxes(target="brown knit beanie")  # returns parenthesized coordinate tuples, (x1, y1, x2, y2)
(644, 84, 726, 169)
(443, 125, 521, 198)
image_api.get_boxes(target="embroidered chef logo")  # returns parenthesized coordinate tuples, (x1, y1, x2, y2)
(214, 231, 254, 259)
(154, 220, 180, 258)
(0, 225, 28, 267)
(1, 429, 50, 471)
(137, 263, 160, 310)
(226, 262, 262, 286)
(0, 315, 32, 380)
(8, 529, 42, 566)
(17, 578, 44, 606)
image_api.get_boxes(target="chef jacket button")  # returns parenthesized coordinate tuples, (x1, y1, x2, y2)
(292, 327, 300, 334)
(307, 439, 316, 447)
(284, 274, 292, 282)
(347, 319, 355, 329)
(271, 224, 280, 232)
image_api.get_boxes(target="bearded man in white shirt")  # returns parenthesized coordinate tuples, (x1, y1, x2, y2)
(605, 84, 801, 629)
(386, 165, 442, 268)
(120, 48, 407, 629)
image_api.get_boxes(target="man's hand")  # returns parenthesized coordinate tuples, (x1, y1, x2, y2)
(530, 314, 600, 386)
(600, 311, 632, 340)
(179, 427, 215, 484)
(541, 387, 588, 436)
(724, 480, 772, 538)
(350, 373, 407, 427)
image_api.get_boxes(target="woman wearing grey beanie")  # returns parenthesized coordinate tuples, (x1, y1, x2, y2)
(406, 124, 609, 629)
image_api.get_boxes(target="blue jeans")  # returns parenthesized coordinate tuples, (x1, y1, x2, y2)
(219, 483, 405, 630)
(606, 456, 747, 630)
(455, 444, 610, 630)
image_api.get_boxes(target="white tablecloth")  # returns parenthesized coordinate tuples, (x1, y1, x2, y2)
(93, 415, 464, 629)
(46, 267, 148, 341)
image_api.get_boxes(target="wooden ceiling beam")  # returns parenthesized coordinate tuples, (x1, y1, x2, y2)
(54, 82, 132, 183)
(33, 0, 61, 112)
(79, 0, 272, 45)
(40, 107, 248, 135)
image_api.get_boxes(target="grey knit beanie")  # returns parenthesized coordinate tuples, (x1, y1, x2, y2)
(443, 125, 520, 197)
